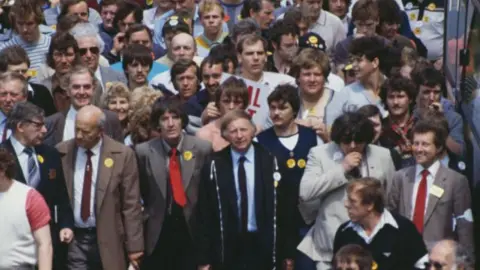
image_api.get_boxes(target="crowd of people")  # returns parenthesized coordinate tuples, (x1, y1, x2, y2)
(0, 0, 475, 269)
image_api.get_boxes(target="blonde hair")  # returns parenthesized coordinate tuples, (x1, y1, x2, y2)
(198, 0, 224, 17)
(128, 86, 163, 145)
(101, 82, 131, 109)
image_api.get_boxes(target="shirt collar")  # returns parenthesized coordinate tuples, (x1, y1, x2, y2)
(314, 9, 327, 26)
(28, 84, 34, 93)
(67, 106, 78, 118)
(78, 138, 103, 157)
(415, 160, 441, 178)
(343, 209, 399, 233)
(10, 135, 30, 156)
(231, 144, 254, 163)
(162, 134, 185, 154)
(0, 111, 7, 123)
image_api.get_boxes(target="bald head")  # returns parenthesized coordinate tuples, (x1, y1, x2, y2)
(170, 33, 196, 62)
(429, 240, 470, 270)
(75, 105, 105, 149)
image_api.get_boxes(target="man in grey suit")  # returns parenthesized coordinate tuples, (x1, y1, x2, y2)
(298, 111, 395, 269)
(44, 65, 123, 147)
(70, 22, 127, 104)
(135, 97, 212, 270)
(387, 119, 474, 255)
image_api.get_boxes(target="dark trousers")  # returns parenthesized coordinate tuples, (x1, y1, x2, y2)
(51, 225, 68, 270)
(231, 232, 266, 270)
(141, 213, 196, 270)
(67, 228, 103, 270)
(295, 226, 316, 270)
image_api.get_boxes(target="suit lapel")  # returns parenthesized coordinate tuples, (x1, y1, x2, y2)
(180, 136, 196, 192)
(424, 165, 447, 225)
(404, 167, 416, 218)
(96, 137, 115, 213)
(254, 145, 264, 228)
(61, 141, 76, 202)
(4, 140, 26, 183)
(55, 112, 67, 144)
(364, 146, 377, 177)
(34, 146, 49, 188)
(217, 148, 238, 221)
(149, 139, 168, 199)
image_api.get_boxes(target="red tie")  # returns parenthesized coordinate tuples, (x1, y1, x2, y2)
(169, 148, 187, 207)
(81, 150, 93, 222)
(413, 169, 429, 233)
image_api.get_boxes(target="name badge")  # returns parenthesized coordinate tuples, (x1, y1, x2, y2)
(430, 185, 444, 198)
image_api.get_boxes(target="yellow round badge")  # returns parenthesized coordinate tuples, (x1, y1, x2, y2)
(104, 158, 114, 168)
(183, 151, 193, 161)
(423, 16, 429, 23)
(414, 27, 421, 35)
(409, 13, 416, 21)
(146, 0, 153, 5)
(105, 82, 113, 89)
(37, 155, 44, 164)
(297, 159, 306, 169)
(308, 36, 318, 44)
(372, 261, 378, 270)
(286, 159, 296, 168)
(427, 3, 436, 10)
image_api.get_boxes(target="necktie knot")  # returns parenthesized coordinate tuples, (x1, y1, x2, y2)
(170, 148, 178, 157)
(23, 147, 34, 156)
(85, 149, 93, 158)
(421, 169, 429, 178)
(239, 156, 246, 164)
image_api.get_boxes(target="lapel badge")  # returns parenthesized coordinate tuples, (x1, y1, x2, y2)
(49, 169, 56, 180)
(286, 158, 296, 168)
(427, 3, 436, 10)
(273, 172, 281, 182)
(183, 151, 193, 161)
(37, 154, 44, 164)
(409, 12, 416, 21)
(104, 158, 114, 168)
(458, 161, 466, 171)
(297, 159, 306, 169)
(372, 261, 378, 270)
(105, 82, 113, 90)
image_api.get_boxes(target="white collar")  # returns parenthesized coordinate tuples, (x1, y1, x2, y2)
(343, 209, 399, 243)
(415, 160, 441, 178)
(10, 135, 31, 156)
(28, 84, 34, 93)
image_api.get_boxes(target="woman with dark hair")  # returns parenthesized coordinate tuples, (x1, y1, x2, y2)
(297, 110, 395, 269)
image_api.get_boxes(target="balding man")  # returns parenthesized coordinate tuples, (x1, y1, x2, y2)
(57, 105, 144, 270)
(151, 32, 205, 94)
(427, 240, 473, 270)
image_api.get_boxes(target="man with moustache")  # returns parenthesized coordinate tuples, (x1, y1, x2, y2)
(298, 111, 395, 269)
(136, 97, 211, 270)
(257, 84, 320, 269)
(57, 105, 144, 269)
(387, 119, 474, 256)
(1, 102, 74, 269)
(122, 44, 153, 90)
(197, 109, 291, 270)
(44, 65, 123, 146)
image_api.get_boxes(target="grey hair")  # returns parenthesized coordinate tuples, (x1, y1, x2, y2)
(219, 109, 256, 139)
(7, 102, 45, 132)
(0, 72, 28, 97)
(69, 22, 106, 53)
(231, 18, 261, 44)
(452, 243, 473, 268)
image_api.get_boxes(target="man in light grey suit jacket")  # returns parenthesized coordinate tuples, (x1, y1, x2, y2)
(387, 119, 474, 256)
(298, 111, 395, 269)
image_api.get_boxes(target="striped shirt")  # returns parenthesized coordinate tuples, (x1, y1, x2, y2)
(0, 34, 51, 70)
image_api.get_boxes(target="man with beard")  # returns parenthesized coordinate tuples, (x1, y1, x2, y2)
(266, 20, 299, 74)
(0, 72, 29, 143)
(1, 102, 74, 269)
(122, 44, 153, 91)
(44, 65, 123, 146)
(298, 0, 345, 53)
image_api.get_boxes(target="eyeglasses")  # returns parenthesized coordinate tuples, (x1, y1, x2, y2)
(424, 261, 446, 269)
(79, 47, 100, 56)
(25, 119, 45, 129)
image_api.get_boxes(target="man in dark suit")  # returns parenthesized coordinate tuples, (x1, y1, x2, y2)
(0, 45, 57, 116)
(197, 109, 290, 270)
(44, 65, 123, 147)
(1, 101, 74, 269)
(136, 97, 212, 270)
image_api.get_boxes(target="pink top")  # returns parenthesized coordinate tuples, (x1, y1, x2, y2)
(196, 120, 230, 152)
(26, 189, 51, 231)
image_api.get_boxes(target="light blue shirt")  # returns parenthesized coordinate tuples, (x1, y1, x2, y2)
(110, 62, 169, 82)
(231, 145, 257, 232)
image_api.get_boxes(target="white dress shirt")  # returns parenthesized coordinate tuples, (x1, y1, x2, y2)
(10, 136, 39, 183)
(73, 139, 102, 228)
(231, 145, 257, 232)
(411, 160, 441, 218)
(95, 67, 104, 92)
(63, 106, 78, 142)
(0, 111, 11, 142)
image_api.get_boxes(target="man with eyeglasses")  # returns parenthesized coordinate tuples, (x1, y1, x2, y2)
(70, 22, 127, 98)
(0, 46, 57, 117)
(44, 65, 123, 147)
(427, 240, 473, 270)
(1, 101, 74, 270)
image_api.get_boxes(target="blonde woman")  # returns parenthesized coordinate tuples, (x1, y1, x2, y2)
(101, 82, 131, 137)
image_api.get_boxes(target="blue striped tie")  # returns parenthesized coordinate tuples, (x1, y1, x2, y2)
(24, 147, 40, 188)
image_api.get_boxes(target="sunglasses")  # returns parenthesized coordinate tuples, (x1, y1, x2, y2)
(424, 261, 445, 269)
(79, 47, 100, 56)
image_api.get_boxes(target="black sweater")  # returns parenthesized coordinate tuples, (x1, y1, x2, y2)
(333, 211, 427, 270)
